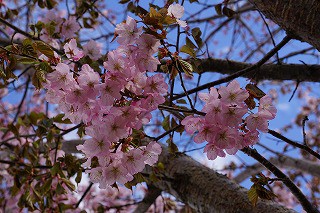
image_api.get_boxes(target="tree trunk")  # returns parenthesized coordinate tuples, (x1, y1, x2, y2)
(146, 145, 296, 213)
(249, 0, 320, 51)
(63, 140, 296, 212)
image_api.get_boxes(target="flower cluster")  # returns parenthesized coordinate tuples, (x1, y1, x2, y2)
(42, 11, 80, 39)
(182, 80, 276, 160)
(44, 16, 166, 188)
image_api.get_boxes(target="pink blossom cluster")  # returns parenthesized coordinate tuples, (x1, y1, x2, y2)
(182, 80, 277, 160)
(44, 16, 165, 188)
(41, 11, 80, 41)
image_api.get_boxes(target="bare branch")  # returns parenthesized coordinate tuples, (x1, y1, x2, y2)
(234, 155, 320, 183)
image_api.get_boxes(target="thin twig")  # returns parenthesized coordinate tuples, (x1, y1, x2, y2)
(268, 129, 319, 160)
(172, 35, 291, 100)
(75, 182, 93, 208)
(288, 80, 300, 102)
(302, 116, 309, 146)
(241, 147, 319, 213)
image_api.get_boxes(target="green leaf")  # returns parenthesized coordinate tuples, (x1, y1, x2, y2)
(248, 184, 259, 207)
(33, 41, 54, 58)
(8, 123, 19, 137)
(162, 115, 170, 131)
(22, 38, 33, 47)
(180, 45, 196, 58)
(53, 114, 72, 124)
(58, 203, 74, 211)
(166, 138, 178, 154)
(56, 182, 66, 194)
(256, 184, 277, 200)
(17, 57, 37, 65)
(61, 178, 76, 191)
(32, 69, 46, 90)
(75, 170, 82, 184)
(42, 178, 52, 194)
(191, 27, 203, 48)
(178, 59, 193, 76)
(171, 117, 178, 128)
(149, 172, 159, 183)
(29, 111, 46, 125)
(46, 0, 57, 9)
(50, 162, 61, 176)
(119, 0, 130, 3)
(222, 7, 236, 18)
(215, 4, 223, 16)
(176, 99, 187, 104)
(186, 37, 197, 49)
(77, 124, 85, 138)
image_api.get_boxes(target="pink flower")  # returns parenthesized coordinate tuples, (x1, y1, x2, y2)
(181, 115, 204, 134)
(135, 54, 160, 72)
(65, 84, 86, 104)
(219, 80, 249, 105)
(241, 130, 259, 146)
(194, 122, 216, 144)
(104, 116, 130, 143)
(83, 40, 102, 60)
(136, 34, 160, 54)
(64, 39, 84, 61)
(122, 149, 145, 174)
(167, 4, 187, 27)
(259, 95, 277, 119)
(213, 126, 237, 149)
(103, 162, 133, 185)
(97, 80, 123, 105)
(142, 141, 162, 166)
(78, 64, 100, 97)
(146, 93, 166, 110)
(204, 143, 226, 160)
(144, 74, 168, 95)
(46, 63, 75, 90)
(41, 10, 63, 34)
(103, 50, 128, 73)
(246, 111, 270, 132)
(222, 105, 247, 127)
(199, 87, 219, 104)
(61, 16, 80, 39)
(115, 16, 142, 45)
(77, 126, 111, 160)
(88, 167, 104, 185)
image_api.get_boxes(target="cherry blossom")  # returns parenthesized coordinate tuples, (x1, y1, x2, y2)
(61, 16, 80, 39)
(182, 82, 277, 160)
(44, 16, 167, 189)
(259, 95, 277, 119)
(83, 40, 102, 60)
(115, 16, 142, 45)
(167, 3, 187, 27)
(63, 38, 84, 61)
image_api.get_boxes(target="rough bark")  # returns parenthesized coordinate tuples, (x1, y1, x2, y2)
(189, 58, 320, 82)
(146, 145, 296, 213)
(249, 0, 320, 51)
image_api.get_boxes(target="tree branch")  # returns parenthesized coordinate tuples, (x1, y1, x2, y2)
(234, 155, 320, 183)
(133, 185, 162, 213)
(172, 35, 291, 100)
(241, 147, 319, 213)
(186, 58, 320, 82)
